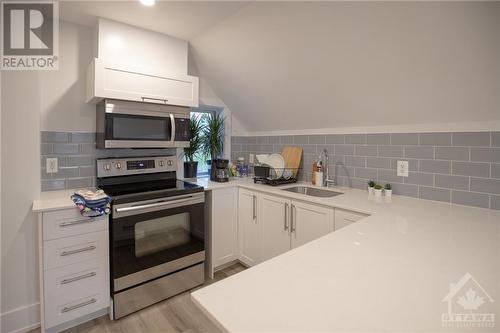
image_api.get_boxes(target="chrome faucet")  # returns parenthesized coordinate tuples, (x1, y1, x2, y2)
(322, 149, 336, 187)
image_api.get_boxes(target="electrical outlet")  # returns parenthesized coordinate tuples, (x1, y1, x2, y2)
(46, 158, 58, 173)
(397, 160, 409, 177)
(249, 153, 255, 164)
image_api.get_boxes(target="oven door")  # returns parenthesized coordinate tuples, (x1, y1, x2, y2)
(111, 192, 205, 292)
(104, 112, 174, 148)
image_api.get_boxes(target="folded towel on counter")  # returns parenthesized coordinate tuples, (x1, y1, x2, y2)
(71, 189, 112, 217)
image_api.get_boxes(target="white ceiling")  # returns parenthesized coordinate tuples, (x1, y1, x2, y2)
(60, 1, 248, 40)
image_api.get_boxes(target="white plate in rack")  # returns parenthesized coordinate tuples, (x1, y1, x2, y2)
(266, 154, 285, 179)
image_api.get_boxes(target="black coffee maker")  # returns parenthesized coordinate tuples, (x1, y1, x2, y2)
(210, 159, 229, 182)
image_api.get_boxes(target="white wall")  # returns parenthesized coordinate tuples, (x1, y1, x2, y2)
(98, 18, 188, 75)
(191, 2, 500, 134)
(1, 70, 41, 333)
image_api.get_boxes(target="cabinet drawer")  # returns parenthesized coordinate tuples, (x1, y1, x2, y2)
(44, 231, 108, 270)
(334, 209, 368, 230)
(44, 287, 109, 329)
(44, 256, 109, 328)
(43, 208, 108, 241)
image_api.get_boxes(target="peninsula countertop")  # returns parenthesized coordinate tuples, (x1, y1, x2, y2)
(189, 178, 500, 333)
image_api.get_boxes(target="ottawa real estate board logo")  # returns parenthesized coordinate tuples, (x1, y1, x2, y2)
(1, 0, 59, 70)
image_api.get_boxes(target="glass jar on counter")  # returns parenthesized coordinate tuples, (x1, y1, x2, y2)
(236, 157, 248, 177)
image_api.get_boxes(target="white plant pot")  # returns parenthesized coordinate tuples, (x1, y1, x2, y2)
(374, 189, 383, 197)
(385, 189, 392, 197)
(368, 187, 375, 195)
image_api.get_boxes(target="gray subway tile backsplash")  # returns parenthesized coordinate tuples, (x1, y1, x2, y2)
(232, 131, 500, 210)
(41, 131, 175, 192)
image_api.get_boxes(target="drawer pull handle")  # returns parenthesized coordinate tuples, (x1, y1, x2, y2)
(61, 272, 96, 285)
(61, 298, 97, 313)
(60, 245, 96, 257)
(59, 218, 95, 227)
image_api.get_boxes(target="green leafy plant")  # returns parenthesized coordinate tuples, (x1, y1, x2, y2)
(384, 183, 392, 190)
(374, 184, 382, 190)
(201, 113, 226, 160)
(368, 180, 375, 187)
(183, 114, 203, 162)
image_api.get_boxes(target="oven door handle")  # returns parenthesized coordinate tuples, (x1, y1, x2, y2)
(115, 196, 197, 213)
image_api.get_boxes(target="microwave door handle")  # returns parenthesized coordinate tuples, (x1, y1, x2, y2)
(170, 114, 176, 144)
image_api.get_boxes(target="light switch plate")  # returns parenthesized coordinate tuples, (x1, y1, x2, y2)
(397, 160, 409, 177)
(46, 158, 58, 173)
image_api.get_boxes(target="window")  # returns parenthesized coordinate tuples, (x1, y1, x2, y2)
(190, 106, 224, 177)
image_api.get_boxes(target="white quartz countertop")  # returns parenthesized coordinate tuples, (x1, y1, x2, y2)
(32, 189, 79, 212)
(189, 178, 500, 332)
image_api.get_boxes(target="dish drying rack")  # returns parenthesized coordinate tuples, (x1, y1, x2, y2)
(253, 165, 300, 186)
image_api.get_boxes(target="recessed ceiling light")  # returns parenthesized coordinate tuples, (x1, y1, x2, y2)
(139, 0, 155, 6)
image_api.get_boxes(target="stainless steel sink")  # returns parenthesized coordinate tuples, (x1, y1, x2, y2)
(282, 186, 343, 198)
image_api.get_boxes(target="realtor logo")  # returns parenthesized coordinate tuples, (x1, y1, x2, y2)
(1, 0, 59, 70)
(441, 272, 495, 329)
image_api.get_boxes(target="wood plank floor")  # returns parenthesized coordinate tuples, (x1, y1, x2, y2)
(30, 263, 245, 333)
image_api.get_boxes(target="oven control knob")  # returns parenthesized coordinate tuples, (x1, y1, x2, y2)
(115, 162, 122, 169)
(167, 160, 173, 166)
(104, 163, 111, 171)
(159, 160, 165, 167)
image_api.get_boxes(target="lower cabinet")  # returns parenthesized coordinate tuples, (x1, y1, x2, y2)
(260, 194, 291, 261)
(290, 200, 335, 248)
(38, 208, 110, 333)
(334, 208, 369, 230)
(238, 189, 261, 266)
(207, 187, 239, 276)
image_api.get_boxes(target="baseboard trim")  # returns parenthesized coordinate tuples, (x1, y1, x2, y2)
(1, 302, 40, 333)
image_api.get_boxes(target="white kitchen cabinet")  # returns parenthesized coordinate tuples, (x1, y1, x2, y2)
(290, 200, 334, 249)
(207, 188, 239, 276)
(238, 189, 261, 266)
(260, 194, 291, 261)
(37, 208, 110, 333)
(334, 209, 368, 230)
(87, 58, 199, 107)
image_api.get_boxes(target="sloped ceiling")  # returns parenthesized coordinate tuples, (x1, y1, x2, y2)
(190, 2, 500, 133)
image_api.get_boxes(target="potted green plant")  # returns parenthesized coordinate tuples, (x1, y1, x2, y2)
(183, 114, 203, 178)
(374, 184, 383, 197)
(367, 180, 375, 194)
(201, 113, 226, 180)
(384, 183, 392, 197)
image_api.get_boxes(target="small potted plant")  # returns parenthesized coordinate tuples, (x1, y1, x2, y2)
(374, 184, 383, 197)
(201, 113, 226, 180)
(367, 180, 375, 194)
(183, 114, 203, 178)
(384, 183, 392, 197)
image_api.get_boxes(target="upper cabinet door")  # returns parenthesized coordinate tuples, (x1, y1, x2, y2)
(260, 194, 291, 262)
(87, 58, 199, 107)
(290, 200, 334, 249)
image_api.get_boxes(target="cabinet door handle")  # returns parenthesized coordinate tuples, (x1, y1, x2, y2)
(61, 272, 96, 285)
(252, 195, 257, 220)
(61, 298, 97, 313)
(60, 245, 96, 257)
(284, 203, 289, 231)
(59, 218, 95, 227)
(141, 96, 168, 104)
(290, 204, 296, 233)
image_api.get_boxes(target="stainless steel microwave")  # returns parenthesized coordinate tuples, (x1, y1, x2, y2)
(96, 99, 191, 149)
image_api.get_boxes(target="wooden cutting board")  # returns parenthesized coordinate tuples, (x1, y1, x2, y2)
(281, 146, 303, 177)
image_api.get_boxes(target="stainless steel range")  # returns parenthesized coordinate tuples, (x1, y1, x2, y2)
(96, 156, 205, 319)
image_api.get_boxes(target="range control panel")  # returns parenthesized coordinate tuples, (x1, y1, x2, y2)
(97, 156, 176, 178)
